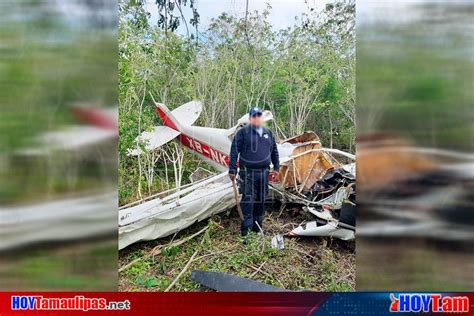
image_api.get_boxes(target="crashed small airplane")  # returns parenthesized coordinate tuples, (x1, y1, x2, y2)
(119, 100, 355, 249)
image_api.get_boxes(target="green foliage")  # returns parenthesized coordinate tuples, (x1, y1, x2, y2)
(161, 246, 181, 257)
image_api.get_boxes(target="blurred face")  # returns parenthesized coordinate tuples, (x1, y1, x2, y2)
(249, 113, 263, 127)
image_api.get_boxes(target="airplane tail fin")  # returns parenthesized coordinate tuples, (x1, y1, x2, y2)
(155, 100, 202, 131)
(128, 100, 202, 156)
(155, 102, 182, 131)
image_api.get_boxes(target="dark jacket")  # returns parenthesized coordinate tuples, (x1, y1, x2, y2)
(229, 125, 280, 175)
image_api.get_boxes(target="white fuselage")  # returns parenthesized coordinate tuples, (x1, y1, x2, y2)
(175, 124, 293, 173)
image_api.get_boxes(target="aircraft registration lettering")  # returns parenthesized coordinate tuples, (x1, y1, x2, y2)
(186, 136, 195, 150)
(181, 135, 229, 168)
(210, 148, 228, 167)
(194, 140, 203, 153)
(210, 148, 220, 163)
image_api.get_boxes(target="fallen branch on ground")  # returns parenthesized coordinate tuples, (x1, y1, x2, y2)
(244, 262, 285, 288)
(119, 226, 208, 273)
(164, 248, 199, 292)
(250, 261, 266, 278)
(194, 246, 238, 262)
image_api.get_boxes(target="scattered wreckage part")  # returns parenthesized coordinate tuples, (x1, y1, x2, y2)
(271, 234, 285, 250)
(343, 163, 356, 176)
(278, 147, 354, 193)
(282, 131, 320, 144)
(270, 185, 312, 206)
(310, 184, 354, 210)
(270, 171, 355, 208)
(118, 172, 236, 249)
(339, 200, 356, 228)
(302, 207, 356, 232)
(189, 167, 215, 183)
(304, 201, 356, 232)
(305, 206, 334, 222)
(304, 167, 355, 204)
(320, 148, 356, 161)
(280, 148, 355, 164)
(279, 148, 335, 192)
(288, 221, 355, 240)
(191, 270, 288, 292)
(271, 184, 335, 207)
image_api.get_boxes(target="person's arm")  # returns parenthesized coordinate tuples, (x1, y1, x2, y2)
(229, 130, 243, 176)
(270, 131, 280, 172)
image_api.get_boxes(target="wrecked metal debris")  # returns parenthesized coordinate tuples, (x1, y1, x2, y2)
(191, 270, 288, 292)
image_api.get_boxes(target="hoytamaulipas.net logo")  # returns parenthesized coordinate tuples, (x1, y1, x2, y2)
(390, 293, 469, 313)
(11, 295, 131, 311)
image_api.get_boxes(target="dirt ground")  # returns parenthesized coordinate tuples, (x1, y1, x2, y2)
(119, 204, 355, 292)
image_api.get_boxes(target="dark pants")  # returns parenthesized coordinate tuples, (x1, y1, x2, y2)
(239, 168, 269, 236)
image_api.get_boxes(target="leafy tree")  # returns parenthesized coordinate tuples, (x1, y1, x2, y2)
(155, 0, 199, 38)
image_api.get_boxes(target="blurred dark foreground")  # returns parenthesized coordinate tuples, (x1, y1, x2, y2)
(0, 0, 118, 290)
(356, 0, 474, 290)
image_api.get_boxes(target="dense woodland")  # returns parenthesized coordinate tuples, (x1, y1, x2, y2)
(119, 0, 355, 205)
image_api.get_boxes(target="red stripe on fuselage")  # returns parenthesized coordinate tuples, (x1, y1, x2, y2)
(178, 134, 229, 168)
(156, 105, 179, 131)
(178, 134, 279, 183)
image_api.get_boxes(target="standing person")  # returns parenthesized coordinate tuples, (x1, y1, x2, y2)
(229, 107, 280, 237)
